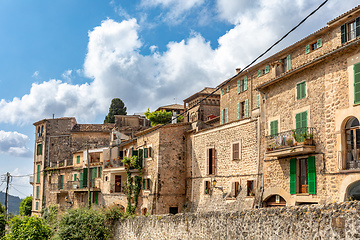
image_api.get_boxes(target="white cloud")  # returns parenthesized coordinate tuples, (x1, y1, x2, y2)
(32, 71, 39, 78)
(62, 69, 73, 82)
(0, 131, 31, 158)
(0, 0, 358, 125)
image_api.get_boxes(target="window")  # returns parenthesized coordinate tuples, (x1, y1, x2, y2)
(341, 17, 360, 44)
(297, 82, 306, 100)
(143, 178, 151, 191)
(144, 148, 149, 158)
(207, 148, 215, 175)
(221, 108, 228, 124)
(247, 180, 254, 196)
(76, 155, 80, 164)
(115, 175, 122, 192)
(36, 186, 39, 199)
(92, 192, 98, 205)
(204, 180, 211, 194)
(35, 202, 39, 211)
(265, 65, 270, 74)
(345, 117, 360, 168)
(36, 144, 42, 156)
(74, 173, 77, 181)
(58, 175, 64, 190)
(257, 69, 261, 77)
(169, 207, 178, 214)
(80, 168, 88, 188)
(36, 164, 40, 183)
(290, 156, 316, 194)
(295, 111, 307, 141)
(354, 63, 360, 104)
(232, 142, 240, 160)
(231, 182, 240, 198)
(237, 99, 249, 120)
(283, 55, 291, 72)
(222, 88, 224, 95)
(256, 94, 260, 108)
(270, 120, 279, 137)
(237, 77, 248, 93)
(226, 85, 229, 93)
(306, 39, 322, 54)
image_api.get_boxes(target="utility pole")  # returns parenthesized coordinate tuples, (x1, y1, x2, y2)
(87, 143, 91, 208)
(4, 172, 10, 220)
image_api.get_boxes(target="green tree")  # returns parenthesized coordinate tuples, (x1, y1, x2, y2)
(104, 98, 127, 123)
(3, 215, 52, 240)
(144, 109, 184, 126)
(0, 202, 4, 215)
(57, 208, 110, 240)
(0, 214, 5, 238)
(19, 196, 32, 216)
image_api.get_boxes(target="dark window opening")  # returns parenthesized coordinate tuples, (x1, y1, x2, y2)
(247, 180, 254, 196)
(169, 207, 178, 214)
(208, 148, 215, 175)
(204, 181, 210, 194)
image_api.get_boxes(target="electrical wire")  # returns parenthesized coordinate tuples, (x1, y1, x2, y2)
(9, 184, 29, 198)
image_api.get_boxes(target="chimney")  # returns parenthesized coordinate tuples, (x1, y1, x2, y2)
(236, 68, 241, 74)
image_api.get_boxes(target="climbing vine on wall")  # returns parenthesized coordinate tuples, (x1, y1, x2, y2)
(122, 156, 142, 215)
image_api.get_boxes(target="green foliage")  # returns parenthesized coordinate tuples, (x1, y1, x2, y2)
(122, 156, 142, 215)
(41, 205, 58, 227)
(0, 202, 4, 215)
(144, 108, 184, 126)
(19, 196, 32, 216)
(3, 215, 52, 240)
(104, 98, 127, 123)
(102, 205, 125, 223)
(57, 208, 110, 240)
(0, 214, 5, 238)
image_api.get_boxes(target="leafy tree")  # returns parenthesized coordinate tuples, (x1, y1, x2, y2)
(0, 202, 4, 215)
(144, 109, 184, 126)
(3, 215, 52, 240)
(19, 196, 32, 216)
(57, 208, 110, 240)
(0, 214, 5, 238)
(104, 98, 127, 123)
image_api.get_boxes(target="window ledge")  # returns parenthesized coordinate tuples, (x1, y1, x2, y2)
(339, 169, 360, 174)
(295, 193, 310, 196)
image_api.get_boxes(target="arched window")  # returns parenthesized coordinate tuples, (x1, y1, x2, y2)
(264, 194, 286, 207)
(345, 117, 360, 168)
(346, 180, 360, 201)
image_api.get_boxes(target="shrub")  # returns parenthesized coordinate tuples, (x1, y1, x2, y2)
(0, 214, 5, 238)
(3, 215, 52, 240)
(57, 208, 110, 240)
(19, 196, 32, 216)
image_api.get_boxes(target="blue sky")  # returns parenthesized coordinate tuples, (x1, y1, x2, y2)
(0, 0, 358, 198)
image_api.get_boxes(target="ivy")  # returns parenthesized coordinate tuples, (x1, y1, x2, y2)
(122, 156, 142, 215)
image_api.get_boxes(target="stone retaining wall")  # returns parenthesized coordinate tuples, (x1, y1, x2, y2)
(113, 202, 360, 240)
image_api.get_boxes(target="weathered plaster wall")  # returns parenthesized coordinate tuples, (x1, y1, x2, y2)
(113, 202, 360, 240)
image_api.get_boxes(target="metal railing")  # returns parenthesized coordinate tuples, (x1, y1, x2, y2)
(49, 159, 73, 168)
(266, 127, 315, 150)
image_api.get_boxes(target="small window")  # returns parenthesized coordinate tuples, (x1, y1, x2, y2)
(237, 100, 249, 120)
(144, 148, 149, 158)
(231, 182, 240, 198)
(226, 85, 229, 93)
(283, 55, 291, 72)
(36, 186, 39, 199)
(247, 180, 254, 196)
(207, 148, 215, 175)
(169, 207, 178, 214)
(204, 181, 211, 194)
(143, 178, 151, 191)
(37, 144, 42, 156)
(232, 142, 240, 160)
(270, 120, 279, 137)
(296, 82, 306, 100)
(76, 155, 80, 164)
(35, 201, 39, 211)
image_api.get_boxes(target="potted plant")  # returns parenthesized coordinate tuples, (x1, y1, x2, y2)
(286, 138, 294, 147)
(267, 144, 274, 151)
(304, 132, 313, 145)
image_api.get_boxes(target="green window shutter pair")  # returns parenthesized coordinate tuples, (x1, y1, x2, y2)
(256, 94, 260, 108)
(286, 55, 291, 71)
(341, 24, 347, 44)
(265, 65, 269, 74)
(244, 99, 249, 118)
(36, 186, 39, 199)
(226, 86, 229, 92)
(74, 173, 77, 182)
(237, 103, 240, 120)
(142, 179, 146, 190)
(244, 77, 248, 91)
(36, 164, 40, 183)
(220, 109, 224, 124)
(354, 63, 360, 104)
(296, 82, 306, 100)
(270, 120, 278, 137)
(76, 155, 80, 164)
(237, 80, 240, 94)
(305, 45, 310, 54)
(290, 157, 316, 194)
(257, 69, 261, 77)
(224, 108, 228, 123)
(317, 39, 322, 48)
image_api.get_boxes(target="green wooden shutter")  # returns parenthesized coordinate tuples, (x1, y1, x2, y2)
(138, 149, 143, 168)
(256, 94, 260, 107)
(226, 85, 229, 92)
(80, 172, 84, 188)
(301, 111, 307, 129)
(132, 149, 138, 157)
(144, 148, 148, 158)
(220, 109, 224, 124)
(302, 82, 306, 99)
(143, 179, 145, 190)
(290, 158, 297, 194)
(308, 156, 316, 194)
(222, 88, 224, 95)
(39, 144, 42, 155)
(237, 103, 240, 120)
(36, 202, 39, 210)
(92, 168, 97, 187)
(244, 77, 248, 91)
(286, 55, 291, 71)
(270, 120, 278, 137)
(36, 164, 40, 183)
(354, 63, 360, 104)
(225, 108, 228, 123)
(94, 192, 98, 204)
(36, 186, 39, 199)
(265, 65, 269, 74)
(317, 39, 322, 48)
(257, 69, 261, 77)
(74, 173, 77, 181)
(296, 83, 301, 100)
(76, 155, 80, 164)
(237, 80, 240, 94)
(341, 24, 347, 44)
(356, 17, 360, 38)
(82, 168, 88, 188)
(305, 44, 310, 54)
(244, 99, 249, 118)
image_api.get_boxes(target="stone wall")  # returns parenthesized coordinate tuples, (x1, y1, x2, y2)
(113, 201, 360, 240)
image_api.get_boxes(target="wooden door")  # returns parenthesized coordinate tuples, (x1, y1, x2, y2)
(115, 175, 122, 192)
(299, 158, 308, 193)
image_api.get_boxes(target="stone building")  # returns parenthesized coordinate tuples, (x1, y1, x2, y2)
(155, 104, 185, 115)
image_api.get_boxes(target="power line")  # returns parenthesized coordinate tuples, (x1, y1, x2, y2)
(118, 0, 329, 142)
(9, 184, 28, 198)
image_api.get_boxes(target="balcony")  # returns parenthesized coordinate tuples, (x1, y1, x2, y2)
(265, 127, 316, 158)
(49, 159, 73, 168)
(50, 180, 100, 192)
(104, 158, 124, 169)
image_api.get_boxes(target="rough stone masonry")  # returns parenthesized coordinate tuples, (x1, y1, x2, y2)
(113, 201, 360, 240)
